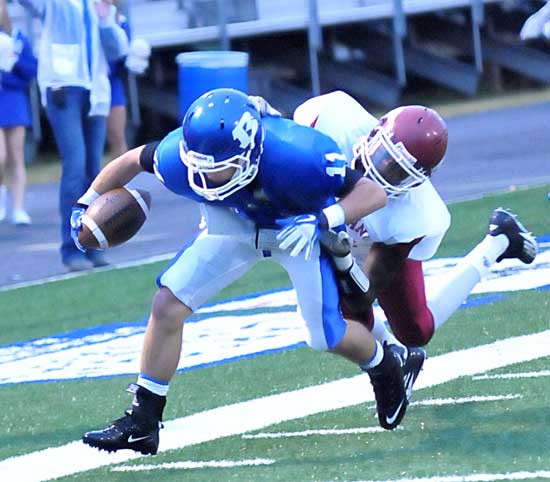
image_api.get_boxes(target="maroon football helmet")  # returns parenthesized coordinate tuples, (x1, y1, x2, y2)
(353, 105, 448, 196)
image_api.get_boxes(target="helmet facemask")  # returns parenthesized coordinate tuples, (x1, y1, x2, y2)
(353, 126, 428, 197)
(180, 89, 265, 201)
(179, 138, 262, 201)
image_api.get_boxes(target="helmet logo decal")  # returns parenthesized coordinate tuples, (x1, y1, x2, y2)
(232, 111, 259, 150)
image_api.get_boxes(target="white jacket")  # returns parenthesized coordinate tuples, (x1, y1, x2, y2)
(18, 0, 128, 116)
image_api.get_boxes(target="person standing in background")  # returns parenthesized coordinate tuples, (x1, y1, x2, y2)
(107, 0, 151, 158)
(106, 0, 130, 158)
(0, 0, 37, 225)
(18, 0, 128, 271)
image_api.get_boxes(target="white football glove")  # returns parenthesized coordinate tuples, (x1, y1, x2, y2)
(125, 38, 151, 75)
(248, 95, 281, 117)
(276, 214, 320, 260)
(520, 1, 550, 40)
(0, 32, 17, 72)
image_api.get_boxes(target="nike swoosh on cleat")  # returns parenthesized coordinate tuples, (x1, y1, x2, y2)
(385, 399, 406, 426)
(404, 372, 414, 391)
(127, 435, 150, 443)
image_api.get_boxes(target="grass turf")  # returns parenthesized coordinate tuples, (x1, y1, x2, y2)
(1, 184, 548, 346)
(0, 185, 549, 480)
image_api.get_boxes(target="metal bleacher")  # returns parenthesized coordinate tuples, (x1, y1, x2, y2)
(127, 0, 550, 113)
(130, 0, 503, 48)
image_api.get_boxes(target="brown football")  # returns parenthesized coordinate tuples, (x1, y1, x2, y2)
(78, 187, 151, 250)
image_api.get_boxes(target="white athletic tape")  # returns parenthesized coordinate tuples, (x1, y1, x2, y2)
(127, 188, 149, 217)
(322, 203, 346, 228)
(81, 214, 109, 249)
(77, 188, 100, 206)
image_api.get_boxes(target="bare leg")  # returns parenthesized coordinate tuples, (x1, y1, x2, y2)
(331, 318, 378, 365)
(106, 105, 128, 159)
(140, 286, 193, 381)
(0, 128, 6, 184)
(5, 126, 27, 212)
(0, 129, 7, 221)
(82, 286, 192, 454)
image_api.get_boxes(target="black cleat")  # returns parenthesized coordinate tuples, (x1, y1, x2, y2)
(488, 208, 538, 264)
(385, 344, 426, 402)
(364, 344, 408, 430)
(83, 384, 166, 455)
(401, 347, 426, 402)
(82, 410, 161, 455)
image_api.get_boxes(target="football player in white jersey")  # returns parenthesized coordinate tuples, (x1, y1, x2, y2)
(291, 91, 538, 404)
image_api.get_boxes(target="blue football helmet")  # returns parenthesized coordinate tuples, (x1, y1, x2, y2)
(180, 88, 265, 201)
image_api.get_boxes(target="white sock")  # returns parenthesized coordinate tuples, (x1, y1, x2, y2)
(372, 314, 406, 351)
(463, 234, 509, 277)
(361, 340, 384, 370)
(137, 373, 169, 396)
(428, 234, 508, 331)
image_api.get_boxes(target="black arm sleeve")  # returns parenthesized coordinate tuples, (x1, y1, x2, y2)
(139, 141, 161, 174)
(338, 167, 363, 197)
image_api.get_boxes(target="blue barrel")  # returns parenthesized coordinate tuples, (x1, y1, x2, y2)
(176, 51, 249, 121)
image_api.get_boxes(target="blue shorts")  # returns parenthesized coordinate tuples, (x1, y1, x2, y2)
(0, 89, 31, 127)
(110, 75, 127, 107)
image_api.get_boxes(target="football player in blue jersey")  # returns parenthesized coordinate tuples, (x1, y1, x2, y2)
(70, 88, 409, 455)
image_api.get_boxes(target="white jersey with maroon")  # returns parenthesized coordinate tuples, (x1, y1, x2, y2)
(294, 90, 451, 261)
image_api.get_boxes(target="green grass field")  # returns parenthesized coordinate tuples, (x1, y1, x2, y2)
(1, 185, 549, 482)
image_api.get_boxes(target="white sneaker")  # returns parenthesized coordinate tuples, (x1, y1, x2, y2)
(0, 186, 6, 222)
(11, 209, 32, 225)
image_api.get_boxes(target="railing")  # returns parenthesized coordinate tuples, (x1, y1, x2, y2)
(7, 0, 516, 119)
(127, 0, 496, 90)
(127, 0, 503, 47)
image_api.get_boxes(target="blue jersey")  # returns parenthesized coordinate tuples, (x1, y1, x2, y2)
(153, 116, 347, 228)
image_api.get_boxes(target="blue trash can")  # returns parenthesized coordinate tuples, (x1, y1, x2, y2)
(176, 51, 249, 121)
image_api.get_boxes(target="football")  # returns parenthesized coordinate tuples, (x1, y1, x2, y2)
(78, 187, 151, 250)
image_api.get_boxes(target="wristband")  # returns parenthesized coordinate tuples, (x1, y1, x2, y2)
(320, 203, 346, 229)
(78, 188, 101, 206)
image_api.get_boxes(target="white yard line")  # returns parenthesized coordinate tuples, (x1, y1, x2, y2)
(472, 370, 550, 380)
(410, 394, 521, 407)
(111, 458, 275, 472)
(342, 470, 550, 482)
(241, 394, 521, 440)
(0, 330, 549, 481)
(242, 427, 388, 439)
